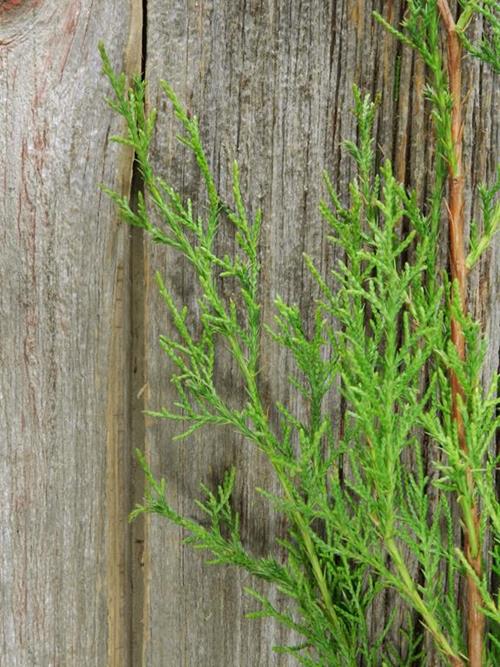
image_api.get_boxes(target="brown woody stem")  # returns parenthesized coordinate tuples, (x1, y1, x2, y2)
(437, 2, 484, 664)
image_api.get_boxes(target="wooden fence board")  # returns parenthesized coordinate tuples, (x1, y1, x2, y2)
(0, 2, 140, 665)
(141, 2, 498, 665)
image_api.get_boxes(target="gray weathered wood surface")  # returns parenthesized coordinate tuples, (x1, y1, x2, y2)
(1, 1, 497, 665)
(0, 1, 141, 665)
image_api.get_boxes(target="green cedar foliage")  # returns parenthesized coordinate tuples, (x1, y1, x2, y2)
(100, 2, 498, 664)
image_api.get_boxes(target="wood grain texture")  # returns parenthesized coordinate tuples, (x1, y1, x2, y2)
(141, 2, 498, 665)
(0, 2, 141, 665)
(1, 1, 497, 665)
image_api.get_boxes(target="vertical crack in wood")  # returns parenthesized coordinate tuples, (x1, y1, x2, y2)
(105, 2, 143, 666)
(129, 3, 148, 664)
(129, 200, 146, 667)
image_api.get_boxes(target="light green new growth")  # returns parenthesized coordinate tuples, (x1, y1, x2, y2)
(100, 2, 499, 664)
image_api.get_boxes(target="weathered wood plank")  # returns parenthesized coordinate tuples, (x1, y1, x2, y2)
(140, 1, 498, 665)
(0, 2, 141, 665)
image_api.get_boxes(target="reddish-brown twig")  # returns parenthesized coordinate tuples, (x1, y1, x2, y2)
(437, 2, 485, 664)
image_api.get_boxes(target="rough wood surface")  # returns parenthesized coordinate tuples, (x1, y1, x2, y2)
(142, 1, 498, 665)
(0, 2, 140, 665)
(1, 1, 497, 666)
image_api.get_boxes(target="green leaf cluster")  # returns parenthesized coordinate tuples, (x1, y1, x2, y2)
(99, 3, 499, 663)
